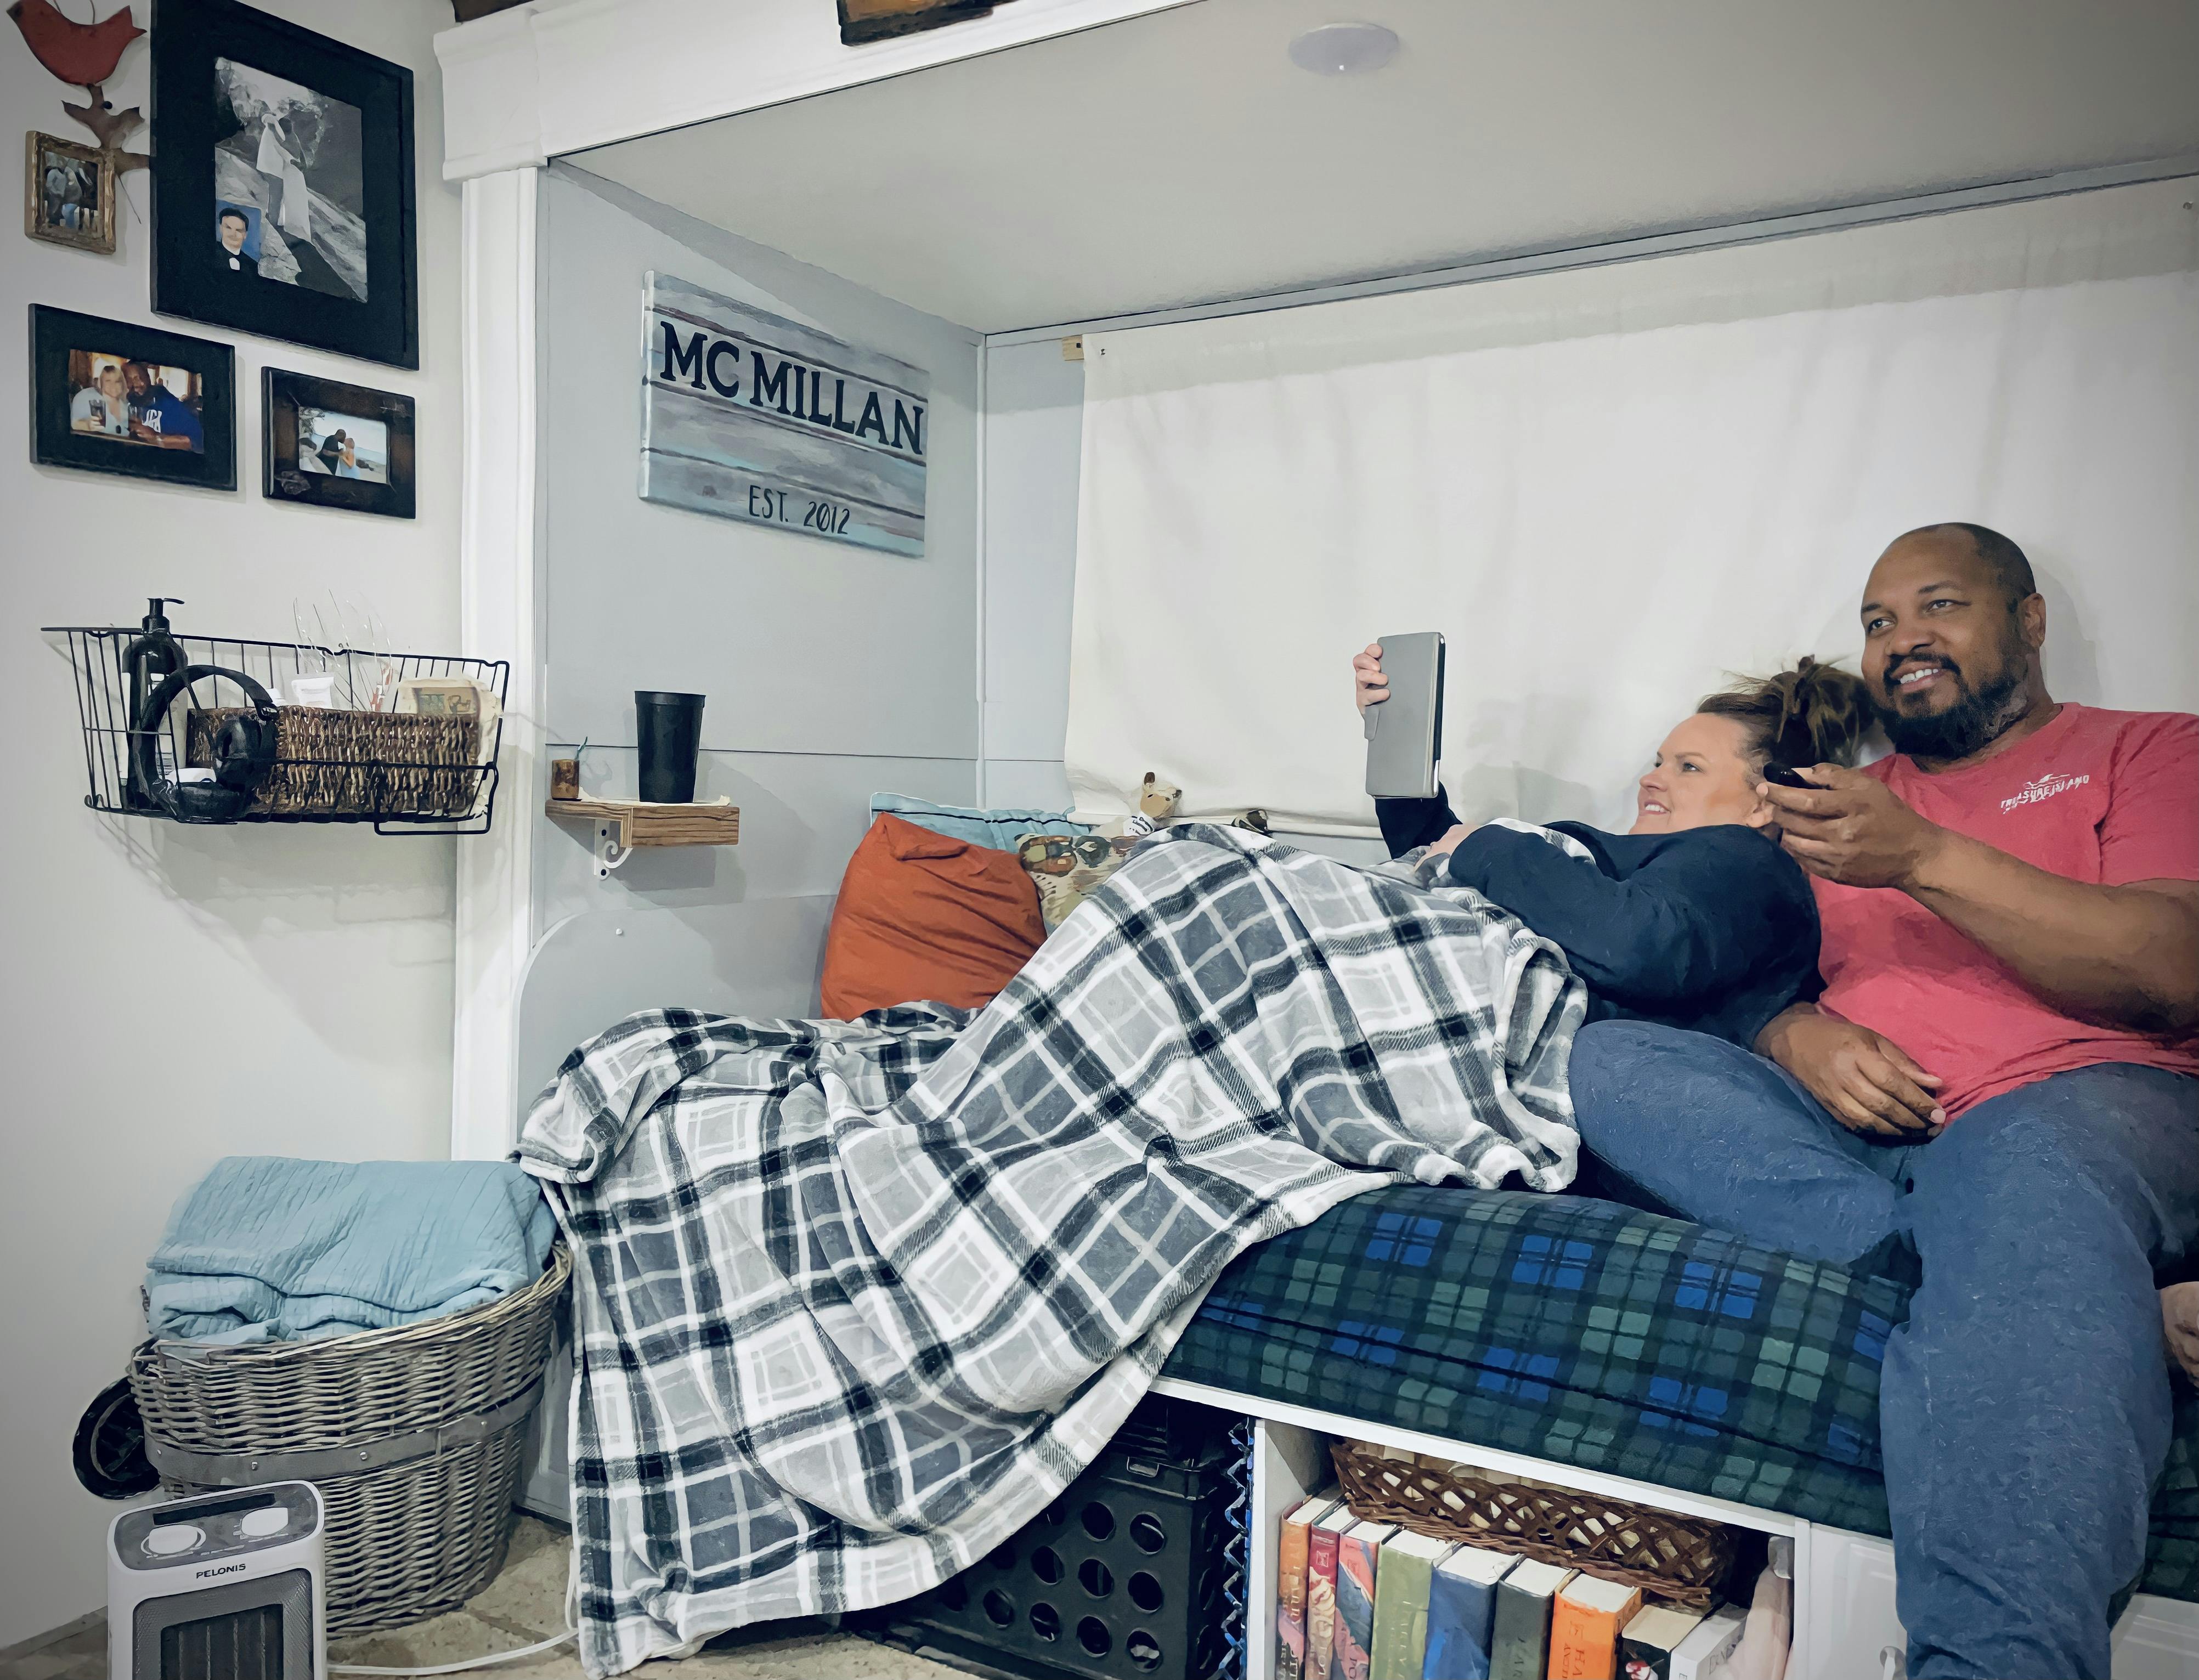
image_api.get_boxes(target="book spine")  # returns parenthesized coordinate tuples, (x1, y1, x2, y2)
(1277, 1515, 1314, 1680)
(1669, 1613, 1746, 1680)
(1337, 1535, 1382, 1680)
(1369, 1552, 1433, 1680)
(1487, 1586, 1550, 1680)
(1547, 1604, 1620, 1680)
(1308, 1530, 1343, 1680)
(1423, 1575, 1496, 1680)
(1617, 1634, 1673, 1680)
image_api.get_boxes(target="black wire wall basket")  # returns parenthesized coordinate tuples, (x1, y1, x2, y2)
(48, 623, 511, 835)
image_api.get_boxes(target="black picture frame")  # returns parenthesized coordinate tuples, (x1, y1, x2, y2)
(30, 304, 237, 490)
(262, 366, 415, 517)
(149, 0, 419, 370)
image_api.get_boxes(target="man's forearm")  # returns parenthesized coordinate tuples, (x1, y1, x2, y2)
(1907, 830, 2199, 1033)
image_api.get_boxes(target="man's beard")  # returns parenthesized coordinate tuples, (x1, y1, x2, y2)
(1874, 659, 2028, 762)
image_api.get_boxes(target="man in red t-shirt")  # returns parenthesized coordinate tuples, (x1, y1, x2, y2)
(1567, 524, 2198, 1680)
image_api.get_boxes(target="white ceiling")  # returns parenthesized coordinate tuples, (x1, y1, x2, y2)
(572, 0, 2199, 334)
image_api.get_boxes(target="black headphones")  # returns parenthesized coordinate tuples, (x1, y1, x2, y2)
(131, 665, 280, 823)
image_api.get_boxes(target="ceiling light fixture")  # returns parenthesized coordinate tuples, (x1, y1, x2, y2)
(1288, 21, 1400, 76)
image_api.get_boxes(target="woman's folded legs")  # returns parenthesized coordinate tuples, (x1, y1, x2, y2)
(1565, 1016, 1909, 1262)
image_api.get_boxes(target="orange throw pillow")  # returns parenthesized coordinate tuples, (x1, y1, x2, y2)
(821, 813, 1047, 1019)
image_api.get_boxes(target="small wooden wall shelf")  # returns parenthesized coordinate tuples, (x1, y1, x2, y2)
(546, 797, 739, 876)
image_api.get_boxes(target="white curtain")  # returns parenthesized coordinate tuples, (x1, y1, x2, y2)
(1065, 178, 2199, 835)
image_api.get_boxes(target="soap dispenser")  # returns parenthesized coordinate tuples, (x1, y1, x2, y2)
(122, 597, 184, 810)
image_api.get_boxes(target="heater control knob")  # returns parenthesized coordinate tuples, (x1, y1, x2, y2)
(240, 1507, 290, 1538)
(145, 1525, 202, 1556)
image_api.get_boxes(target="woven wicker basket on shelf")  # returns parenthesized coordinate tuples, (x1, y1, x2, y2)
(128, 1245, 570, 1636)
(1329, 1440, 1735, 1609)
(186, 706, 482, 818)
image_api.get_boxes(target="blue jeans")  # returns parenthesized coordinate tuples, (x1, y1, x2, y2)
(1566, 1020, 2199, 1680)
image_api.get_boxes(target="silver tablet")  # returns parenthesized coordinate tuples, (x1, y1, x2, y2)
(1363, 631, 1445, 800)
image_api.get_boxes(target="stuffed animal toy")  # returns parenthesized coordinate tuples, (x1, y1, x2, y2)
(1102, 772, 1182, 839)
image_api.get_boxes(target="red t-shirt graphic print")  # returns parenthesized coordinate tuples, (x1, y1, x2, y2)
(1811, 704, 2199, 1116)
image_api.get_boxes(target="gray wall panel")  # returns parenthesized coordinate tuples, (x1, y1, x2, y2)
(972, 342, 1398, 849)
(539, 166, 981, 761)
(980, 340, 1083, 772)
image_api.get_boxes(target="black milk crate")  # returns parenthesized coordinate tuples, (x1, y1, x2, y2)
(46, 623, 510, 835)
(858, 1395, 1248, 1680)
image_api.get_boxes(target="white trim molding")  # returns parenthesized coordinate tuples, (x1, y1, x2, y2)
(452, 166, 542, 1162)
(433, 0, 1196, 183)
(983, 154, 2199, 346)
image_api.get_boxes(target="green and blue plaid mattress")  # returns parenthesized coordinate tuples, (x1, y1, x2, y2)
(1161, 1185, 2199, 1602)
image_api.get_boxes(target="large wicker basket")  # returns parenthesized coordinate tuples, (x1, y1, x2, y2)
(128, 1245, 570, 1636)
(186, 705, 483, 819)
(1329, 1440, 1736, 1609)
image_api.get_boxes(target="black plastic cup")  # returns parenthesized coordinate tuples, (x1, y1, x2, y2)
(635, 690, 704, 804)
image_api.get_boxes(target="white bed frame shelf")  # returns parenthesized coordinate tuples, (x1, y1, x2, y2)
(1147, 1378, 2199, 1680)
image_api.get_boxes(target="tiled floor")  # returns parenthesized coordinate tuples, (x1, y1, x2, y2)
(2, 1515, 969, 1680)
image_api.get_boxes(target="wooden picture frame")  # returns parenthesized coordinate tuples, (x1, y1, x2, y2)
(29, 304, 237, 490)
(837, 0, 1004, 45)
(149, 0, 419, 369)
(25, 133, 117, 255)
(261, 366, 415, 517)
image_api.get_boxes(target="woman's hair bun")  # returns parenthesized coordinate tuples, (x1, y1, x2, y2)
(1697, 655, 1870, 770)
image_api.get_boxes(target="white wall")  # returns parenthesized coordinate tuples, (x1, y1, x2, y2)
(1062, 181, 2199, 837)
(0, 1, 463, 1643)
(976, 337, 1388, 864)
(530, 168, 982, 927)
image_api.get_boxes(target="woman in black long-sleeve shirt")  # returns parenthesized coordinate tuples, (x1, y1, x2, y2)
(1359, 651, 1870, 1051)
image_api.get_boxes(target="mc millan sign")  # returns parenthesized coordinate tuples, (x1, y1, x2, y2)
(639, 271, 929, 556)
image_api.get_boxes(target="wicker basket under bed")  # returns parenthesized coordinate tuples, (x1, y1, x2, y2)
(1330, 1440, 1736, 1609)
(186, 705, 482, 818)
(128, 1244, 570, 1636)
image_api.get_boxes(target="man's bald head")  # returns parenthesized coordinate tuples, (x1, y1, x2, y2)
(1861, 522, 2050, 766)
(1884, 523, 2035, 613)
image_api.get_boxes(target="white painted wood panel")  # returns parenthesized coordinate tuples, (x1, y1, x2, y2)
(433, 0, 1195, 182)
(451, 165, 541, 1164)
(1248, 1421, 1332, 1680)
(1799, 1526, 2198, 1680)
(1150, 1378, 1798, 1538)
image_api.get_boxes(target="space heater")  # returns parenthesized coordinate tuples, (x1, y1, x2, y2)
(108, 1481, 325, 1680)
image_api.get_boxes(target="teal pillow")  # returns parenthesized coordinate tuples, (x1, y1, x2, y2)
(868, 793, 1089, 853)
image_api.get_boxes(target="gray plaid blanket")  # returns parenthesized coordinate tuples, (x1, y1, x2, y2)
(518, 824, 1584, 1675)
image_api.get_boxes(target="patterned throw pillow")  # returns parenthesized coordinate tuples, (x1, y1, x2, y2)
(1016, 832, 1140, 931)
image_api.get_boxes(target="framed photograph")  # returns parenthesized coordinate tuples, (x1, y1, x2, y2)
(837, 0, 999, 46)
(149, 0, 418, 369)
(25, 133, 116, 254)
(262, 366, 414, 517)
(30, 304, 236, 489)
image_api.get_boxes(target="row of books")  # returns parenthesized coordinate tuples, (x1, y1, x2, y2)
(1276, 1490, 1745, 1680)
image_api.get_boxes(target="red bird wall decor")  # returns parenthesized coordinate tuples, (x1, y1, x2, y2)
(10, 0, 140, 83)
(9, 0, 150, 173)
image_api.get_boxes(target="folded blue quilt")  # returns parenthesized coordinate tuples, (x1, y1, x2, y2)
(146, 1157, 557, 1344)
